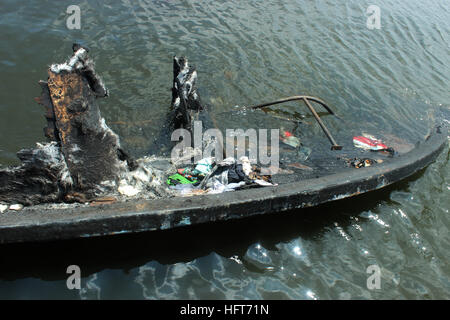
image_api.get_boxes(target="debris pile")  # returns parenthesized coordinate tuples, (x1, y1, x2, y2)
(344, 157, 383, 169)
(168, 156, 276, 196)
(338, 133, 394, 169)
(279, 128, 312, 161)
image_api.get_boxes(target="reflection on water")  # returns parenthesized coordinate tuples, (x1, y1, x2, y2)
(0, 0, 449, 299)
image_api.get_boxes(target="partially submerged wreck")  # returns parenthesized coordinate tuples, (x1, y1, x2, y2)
(0, 45, 204, 206)
(0, 45, 447, 244)
(1, 45, 132, 205)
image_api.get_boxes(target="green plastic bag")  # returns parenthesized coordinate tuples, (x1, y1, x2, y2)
(167, 173, 198, 186)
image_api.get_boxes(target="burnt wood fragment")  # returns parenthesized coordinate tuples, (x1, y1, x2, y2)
(34, 80, 59, 141)
(170, 56, 204, 132)
(0, 45, 132, 205)
(0, 142, 69, 205)
(149, 56, 212, 156)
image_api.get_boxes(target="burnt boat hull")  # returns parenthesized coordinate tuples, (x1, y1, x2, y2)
(0, 127, 447, 244)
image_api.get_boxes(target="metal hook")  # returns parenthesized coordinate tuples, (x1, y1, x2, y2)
(244, 95, 342, 150)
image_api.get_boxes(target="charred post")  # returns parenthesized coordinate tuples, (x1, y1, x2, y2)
(148, 56, 211, 156)
(0, 45, 133, 205)
(169, 56, 205, 132)
(45, 46, 126, 194)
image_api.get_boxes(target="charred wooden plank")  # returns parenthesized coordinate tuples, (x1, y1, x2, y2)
(0, 44, 133, 205)
(0, 142, 70, 205)
(46, 72, 120, 191)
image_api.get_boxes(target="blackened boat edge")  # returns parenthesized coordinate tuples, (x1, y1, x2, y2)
(0, 127, 447, 244)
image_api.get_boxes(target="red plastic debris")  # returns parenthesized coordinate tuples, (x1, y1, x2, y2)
(353, 136, 388, 151)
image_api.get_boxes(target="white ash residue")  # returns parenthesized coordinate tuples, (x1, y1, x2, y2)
(8, 204, 23, 211)
(49, 47, 108, 97)
(116, 156, 176, 199)
(114, 146, 204, 199)
(50, 48, 88, 73)
(24, 142, 73, 187)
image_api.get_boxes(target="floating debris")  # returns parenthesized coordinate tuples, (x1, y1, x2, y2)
(193, 157, 214, 176)
(224, 70, 234, 80)
(210, 96, 224, 106)
(280, 129, 301, 148)
(346, 158, 375, 169)
(168, 156, 276, 194)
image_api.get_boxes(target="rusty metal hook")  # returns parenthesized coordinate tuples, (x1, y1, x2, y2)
(244, 95, 343, 150)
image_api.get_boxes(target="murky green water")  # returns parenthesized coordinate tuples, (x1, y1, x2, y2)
(0, 0, 449, 299)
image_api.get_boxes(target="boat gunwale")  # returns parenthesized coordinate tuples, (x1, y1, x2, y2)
(0, 127, 447, 244)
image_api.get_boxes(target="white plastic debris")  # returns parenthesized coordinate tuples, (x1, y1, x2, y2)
(194, 157, 213, 175)
(118, 181, 141, 197)
(254, 179, 277, 187)
(239, 156, 252, 176)
(0, 204, 8, 213)
(9, 204, 24, 211)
